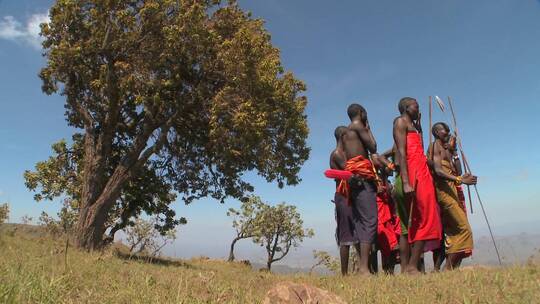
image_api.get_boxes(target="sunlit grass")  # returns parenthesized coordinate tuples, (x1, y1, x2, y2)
(1, 225, 538, 303)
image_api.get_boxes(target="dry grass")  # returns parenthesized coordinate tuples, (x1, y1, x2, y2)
(1, 225, 539, 303)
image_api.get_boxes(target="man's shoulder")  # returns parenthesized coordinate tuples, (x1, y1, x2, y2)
(393, 116, 407, 129)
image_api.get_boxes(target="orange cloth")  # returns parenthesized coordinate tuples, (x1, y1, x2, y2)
(336, 155, 376, 205)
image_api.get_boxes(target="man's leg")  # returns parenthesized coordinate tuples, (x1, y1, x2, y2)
(358, 242, 371, 275)
(339, 245, 350, 275)
(369, 244, 378, 274)
(444, 253, 463, 271)
(351, 181, 377, 275)
(399, 234, 410, 274)
(382, 251, 396, 275)
(406, 240, 425, 274)
(433, 237, 445, 272)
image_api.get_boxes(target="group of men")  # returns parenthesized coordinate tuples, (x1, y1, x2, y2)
(329, 97, 477, 275)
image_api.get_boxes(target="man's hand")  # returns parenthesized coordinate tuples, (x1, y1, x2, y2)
(461, 173, 477, 185)
(413, 112, 422, 132)
(403, 183, 415, 195)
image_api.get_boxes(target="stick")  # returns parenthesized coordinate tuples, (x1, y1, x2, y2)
(447, 96, 502, 266)
(472, 184, 502, 265)
(429, 96, 433, 147)
(447, 97, 474, 214)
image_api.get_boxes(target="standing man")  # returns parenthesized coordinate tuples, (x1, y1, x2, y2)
(393, 97, 442, 274)
(431, 122, 476, 270)
(339, 103, 378, 275)
(330, 126, 361, 275)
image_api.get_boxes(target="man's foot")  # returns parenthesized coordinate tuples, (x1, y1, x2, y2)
(357, 267, 371, 276)
(405, 265, 421, 275)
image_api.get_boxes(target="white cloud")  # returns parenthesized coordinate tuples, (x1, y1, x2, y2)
(0, 12, 49, 50)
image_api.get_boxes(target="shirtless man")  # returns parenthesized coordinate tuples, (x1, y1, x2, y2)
(339, 103, 378, 275)
(393, 97, 442, 274)
(330, 126, 361, 275)
(431, 122, 476, 270)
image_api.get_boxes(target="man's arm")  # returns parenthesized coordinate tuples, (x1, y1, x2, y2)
(351, 121, 377, 154)
(433, 143, 477, 185)
(432, 142, 459, 182)
(393, 118, 413, 194)
(381, 146, 395, 159)
(330, 151, 346, 170)
(453, 154, 463, 176)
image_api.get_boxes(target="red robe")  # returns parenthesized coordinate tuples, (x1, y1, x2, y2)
(406, 132, 442, 251)
(376, 191, 401, 257)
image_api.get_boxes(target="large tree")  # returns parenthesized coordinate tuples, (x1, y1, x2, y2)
(31, 0, 309, 250)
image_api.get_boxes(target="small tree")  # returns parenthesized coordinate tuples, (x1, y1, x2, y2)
(38, 200, 78, 236)
(20, 215, 33, 225)
(310, 250, 339, 274)
(253, 203, 314, 271)
(125, 216, 185, 257)
(0, 203, 9, 225)
(226, 195, 266, 262)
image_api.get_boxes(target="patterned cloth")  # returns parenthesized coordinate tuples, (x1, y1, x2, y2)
(435, 160, 473, 257)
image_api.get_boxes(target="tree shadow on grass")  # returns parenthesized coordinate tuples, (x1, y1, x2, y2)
(114, 250, 198, 269)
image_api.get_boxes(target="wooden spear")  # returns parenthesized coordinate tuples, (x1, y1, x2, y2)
(447, 97, 474, 214)
(447, 96, 503, 266)
(429, 96, 433, 152)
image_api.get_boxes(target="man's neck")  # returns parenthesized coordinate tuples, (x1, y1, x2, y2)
(336, 141, 344, 151)
(401, 113, 412, 123)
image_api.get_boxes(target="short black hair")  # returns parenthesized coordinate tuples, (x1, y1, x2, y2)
(398, 97, 416, 114)
(334, 126, 347, 141)
(347, 103, 366, 120)
(432, 122, 450, 137)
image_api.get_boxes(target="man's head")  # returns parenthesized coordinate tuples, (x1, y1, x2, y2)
(334, 126, 347, 143)
(347, 103, 367, 122)
(398, 97, 419, 120)
(432, 122, 450, 142)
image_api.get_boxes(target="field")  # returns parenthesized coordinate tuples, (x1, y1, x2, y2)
(1, 224, 539, 304)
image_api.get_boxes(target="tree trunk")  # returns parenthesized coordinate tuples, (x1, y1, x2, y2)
(228, 237, 241, 262)
(266, 259, 272, 271)
(75, 167, 131, 250)
(74, 118, 162, 251)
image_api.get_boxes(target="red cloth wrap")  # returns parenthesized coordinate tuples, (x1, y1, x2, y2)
(456, 185, 467, 215)
(336, 155, 376, 205)
(377, 190, 401, 257)
(324, 169, 353, 180)
(406, 132, 442, 250)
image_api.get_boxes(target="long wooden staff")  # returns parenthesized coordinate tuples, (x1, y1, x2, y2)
(447, 97, 474, 214)
(447, 96, 503, 266)
(429, 96, 433, 147)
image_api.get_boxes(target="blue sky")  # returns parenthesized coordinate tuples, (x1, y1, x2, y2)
(1, 0, 539, 267)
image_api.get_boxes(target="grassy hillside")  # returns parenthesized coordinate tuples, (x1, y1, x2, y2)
(1, 225, 539, 304)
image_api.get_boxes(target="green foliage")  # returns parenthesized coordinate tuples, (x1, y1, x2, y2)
(0, 203, 9, 224)
(125, 216, 185, 257)
(253, 202, 314, 270)
(311, 250, 340, 273)
(227, 196, 266, 237)
(38, 200, 78, 236)
(31, 0, 309, 249)
(24, 135, 182, 241)
(20, 215, 33, 225)
(226, 195, 267, 261)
